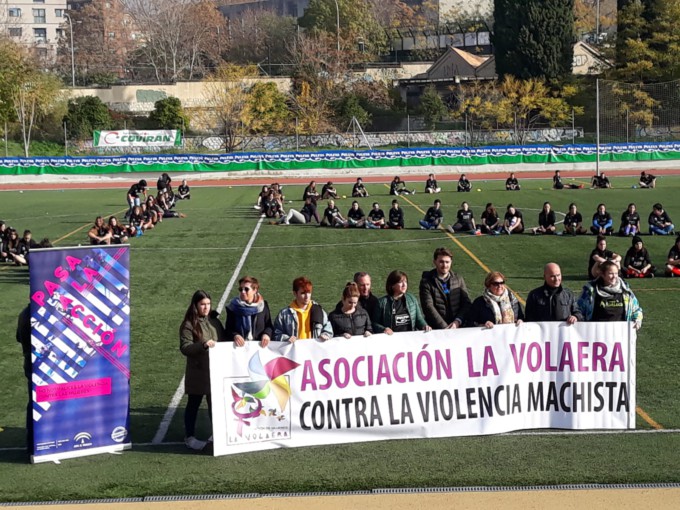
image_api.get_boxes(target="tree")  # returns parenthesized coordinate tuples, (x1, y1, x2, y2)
(299, 0, 388, 56)
(202, 64, 258, 151)
(0, 38, 27, 127)
(149, 97, 189, 130)
(12, 71, 63, 156)
(487, 76, 581, 144)
(335, 94, 371, 130)
(493, 0, 576, 81)
(420, 86, 447, 129)
(64, 96, 113, 140)
(242, 83, 290, 134)
(123, 0, 226, 82)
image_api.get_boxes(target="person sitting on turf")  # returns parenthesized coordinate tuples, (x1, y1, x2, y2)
(0, 221, 9, 262)
(108, 216, 129, 244)
(372, 270, 431, 335)
(177, 179, 191, 200)
(254, 185, 269, 211)
(224, 276, 273, 347)
(302, 181, 320, 204)
(639, 171, 656, 189)
(457, 174, 472, 192)
(179, 289, 226, 451)
(553, 170, 583, 190)
(503, 204, 524, 235)
(273, 276, 333, 342)
(128, 205, 149, 235)
(467, 271, 524, 328)
(366, 202, 386, 229)
(648, 203, 675, 235)
(321, 181, 338, 200)
(387, 199, 405, 229)
(577, 260, 643, 330)
(322, 199, 348, 228)
(525, 263, 582, 323)
(623, 236, 655, 278)
(419, 199, 443, 230)
(448, 201, 479, 234)
(591, 203, 614, 235)
(588, 235, 622, 279)
(270, 183, 285, 206)
(665, 235, 680, 277)
(352, 177, 369, 197)
(480, 203, 502, 235)
(10, 229, 39, 266)
(425, 173, 441, 193)
(390, 176, 415, 195)
(263, 190, 284, 219)
(279, 196, 320, 225)
(329, 282, 373, 338)
(531, 201, 556, 235)
(347, 201, 366, 228)
(88, 216, 112, 245)
(144, 195, 163, 225)
(505, 172, 520, 191)
(564, 203, 587, 235)
(619, 203, 641, 236)
(591, 172, 612, 189)
(125, 179, 147, 219)
(419, 246, 471, 330)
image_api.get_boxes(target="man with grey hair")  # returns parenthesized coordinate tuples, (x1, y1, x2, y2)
(525, 263, 582, 324)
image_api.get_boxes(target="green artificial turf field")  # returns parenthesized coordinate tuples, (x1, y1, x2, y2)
(0, 174, 679, 502)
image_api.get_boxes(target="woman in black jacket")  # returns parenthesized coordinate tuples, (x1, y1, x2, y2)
(224, 276, 273, 347)
(467, 271, 524, 328)
(329, 283, 373, 338)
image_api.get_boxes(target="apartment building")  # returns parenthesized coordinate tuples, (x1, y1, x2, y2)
(1, 0, 68, 60)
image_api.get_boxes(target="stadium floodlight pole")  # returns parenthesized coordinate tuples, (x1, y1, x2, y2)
(596, 78, 601, 177)
(64, 13, 75, 87)
(333, 0, 340, 52)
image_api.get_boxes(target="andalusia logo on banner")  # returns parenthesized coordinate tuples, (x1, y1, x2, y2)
(225, 350, 299, 445)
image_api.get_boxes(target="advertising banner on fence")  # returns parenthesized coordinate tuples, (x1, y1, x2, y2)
(29, 246, 131, 463)
(210, 322, 635, 456)
(93, 130, 182, 147)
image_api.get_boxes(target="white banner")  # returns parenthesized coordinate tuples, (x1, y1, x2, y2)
(210, 322, 636, 457)
(93, 130, 182, 147)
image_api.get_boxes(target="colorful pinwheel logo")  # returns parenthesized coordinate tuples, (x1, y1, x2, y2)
(230, 351, 299, 436)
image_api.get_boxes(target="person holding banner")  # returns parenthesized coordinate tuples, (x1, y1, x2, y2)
(577, 260, 643, 329)
(16, 304, 33, 457)
(419, 247, 471, 329)
(273, 277, 333, 342)
(180, 290, 227, 451)
(373, 270, 431, 335)
(467, 272, 524, 328)
(224, 276, 273, 347)
(329, 282, 373, 338)
(525, 263, 582, 323)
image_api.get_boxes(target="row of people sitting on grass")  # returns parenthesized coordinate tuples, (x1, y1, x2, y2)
(179, 248, 646, 450)
(0, 223, 50, 266)
(588, 234, 680, 278)
(276, 199, 408, 229)
(559, 202, 674, 236)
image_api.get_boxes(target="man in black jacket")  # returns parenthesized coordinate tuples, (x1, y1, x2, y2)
(419, 247, 471, 329)
(354, 272, 379, 319)
(525, 263, 582, 323)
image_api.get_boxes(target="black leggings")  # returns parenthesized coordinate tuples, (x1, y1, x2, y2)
(184, 394, 212, 438)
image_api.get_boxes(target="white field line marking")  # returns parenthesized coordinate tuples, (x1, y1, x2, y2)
(5, 427, 680, 453)
(151, 217, 264, 445)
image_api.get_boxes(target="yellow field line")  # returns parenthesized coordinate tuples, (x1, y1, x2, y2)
(392, 186, 663, 430)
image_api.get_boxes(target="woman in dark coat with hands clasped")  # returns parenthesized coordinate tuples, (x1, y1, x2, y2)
(179, 290, 226, 451)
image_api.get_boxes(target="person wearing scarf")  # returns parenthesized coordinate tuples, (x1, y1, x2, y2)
(224, 276, 273, 347)
(577, 260, 643, 330)
(467, 271, 524, 328)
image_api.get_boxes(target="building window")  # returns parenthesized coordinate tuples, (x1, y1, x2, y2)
(9, 7, 22, 16)
(108, 32, 115, 38)
(56, 28, 64, 38)
(9, 27, 22, 37)
(33, 27, 47, 43)
(33, 8, 46, 23)
(55, 8, 63, 17)
(33, 0, 45, 3)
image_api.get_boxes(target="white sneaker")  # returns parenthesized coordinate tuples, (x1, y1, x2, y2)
(184, 436, 207, 451)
